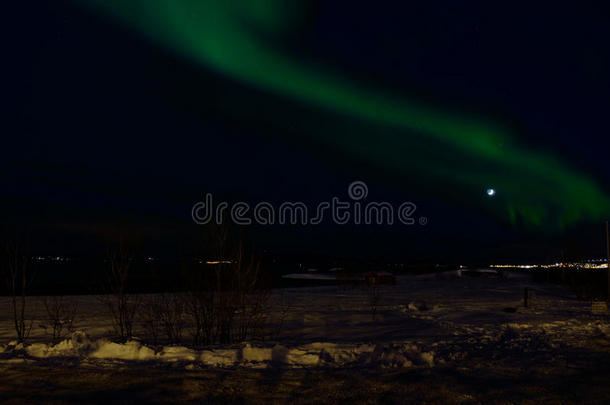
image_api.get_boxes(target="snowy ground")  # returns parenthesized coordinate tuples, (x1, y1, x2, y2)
(2, 270, 610, 403)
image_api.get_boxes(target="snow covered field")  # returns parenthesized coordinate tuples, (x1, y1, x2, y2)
(2, 270, 610, 403)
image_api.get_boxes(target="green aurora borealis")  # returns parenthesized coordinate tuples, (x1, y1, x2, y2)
(81, 0, 610, 230)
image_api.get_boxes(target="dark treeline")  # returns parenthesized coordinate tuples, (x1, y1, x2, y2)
(0, 255, 467, 296)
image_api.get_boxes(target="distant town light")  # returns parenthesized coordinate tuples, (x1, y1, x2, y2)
(205, 260, 233, 265)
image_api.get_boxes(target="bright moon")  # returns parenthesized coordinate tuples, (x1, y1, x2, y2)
(486, 188, 496, 196)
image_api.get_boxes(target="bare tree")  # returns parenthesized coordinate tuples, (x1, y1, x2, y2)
(40, 296, 78, 344)
(100, 243, 139, 342)
(5, 239, 33, 343)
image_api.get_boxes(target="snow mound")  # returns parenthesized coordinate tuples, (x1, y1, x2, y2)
(91, 340, 156, 361)
(200, 348, 239, 366)
(159, 346, 197, 362)
(241, 344, 273, 363)
(369, 343, 435, 368)
(6, 336, 436, 369)
(407, 301, 429, 312)
(26, 331, 94, 358)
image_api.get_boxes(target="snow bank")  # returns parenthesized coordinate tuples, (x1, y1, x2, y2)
(4, 331, 435, 369)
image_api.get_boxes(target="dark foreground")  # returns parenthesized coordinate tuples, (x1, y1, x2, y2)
(2, 360, 610, 404)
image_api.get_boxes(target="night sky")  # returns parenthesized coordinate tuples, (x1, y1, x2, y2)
(4, 1, 610, 262)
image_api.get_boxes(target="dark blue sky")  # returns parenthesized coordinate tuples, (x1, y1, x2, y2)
(3, 1, 610, 261)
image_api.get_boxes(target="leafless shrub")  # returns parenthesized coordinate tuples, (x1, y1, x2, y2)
(185, 288, 217, 346)
(141, 293, 185, 345)
(140, 296, 161, 345)
(255, 291, 291, 342)
(271, 293, 291, 340)
(5, 239, 33, 343)
(160, 293, 186, 343)
(233, 243, 271, 342)
(100, 243, 139, 342)
(40, 296, 78, 344)
(366, 284, 382, 322)
(184, 224, 271, 345)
